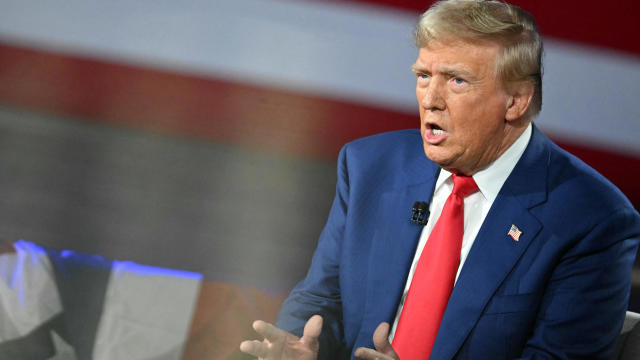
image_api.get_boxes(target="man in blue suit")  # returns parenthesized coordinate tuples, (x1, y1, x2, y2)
(240, 1, 640, 359)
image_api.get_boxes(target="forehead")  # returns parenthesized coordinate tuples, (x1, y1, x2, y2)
(414, 39, 501, 75)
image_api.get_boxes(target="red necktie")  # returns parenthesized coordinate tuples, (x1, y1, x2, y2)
(392, 174, 478, 359)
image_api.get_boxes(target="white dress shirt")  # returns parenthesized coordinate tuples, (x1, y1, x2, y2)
(389, 123, 533, 341)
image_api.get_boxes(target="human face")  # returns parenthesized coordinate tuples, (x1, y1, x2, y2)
(413, 40, 518, 175)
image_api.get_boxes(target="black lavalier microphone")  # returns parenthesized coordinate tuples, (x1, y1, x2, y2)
(410, 201, 430, 225)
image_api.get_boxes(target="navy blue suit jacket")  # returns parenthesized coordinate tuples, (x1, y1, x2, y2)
(276, 126, 640, 359)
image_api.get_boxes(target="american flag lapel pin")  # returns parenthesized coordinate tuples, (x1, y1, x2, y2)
(508, 224, 522, 242)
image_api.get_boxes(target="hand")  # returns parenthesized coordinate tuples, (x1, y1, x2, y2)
(353, 322, 399, 360)
(239, 315, 323, 360)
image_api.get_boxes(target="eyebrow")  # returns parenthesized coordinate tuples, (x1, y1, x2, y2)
(410, 64, 476, 79)
(410, 64, 426, 73)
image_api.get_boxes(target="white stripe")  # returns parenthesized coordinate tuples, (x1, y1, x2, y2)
(0, 0, 418, 112)
(0, 241, 62, 341)
(540, 39, 640, 155)
(92, 261, 202, 360)
(0, 0, 638, 155)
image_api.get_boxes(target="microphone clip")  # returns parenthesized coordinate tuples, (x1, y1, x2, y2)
(410, 201, 430, 225)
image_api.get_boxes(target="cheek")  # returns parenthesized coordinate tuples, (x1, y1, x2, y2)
(448, 98, 485, 132)
(417, 90, 426, 125)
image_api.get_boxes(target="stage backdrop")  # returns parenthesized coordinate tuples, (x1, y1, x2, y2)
(0, 0, 638, 358)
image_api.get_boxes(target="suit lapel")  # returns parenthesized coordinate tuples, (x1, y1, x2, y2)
(358, 164, 439, 344)
(430, 196, 542, 359)
(431, 125, 550, 360)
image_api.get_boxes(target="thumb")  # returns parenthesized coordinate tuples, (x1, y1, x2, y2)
(372, 322, 397, 357)
(301, 314, 323, 345)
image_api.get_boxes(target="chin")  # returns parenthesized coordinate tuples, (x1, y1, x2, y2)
(423, 147, 449, 167)
(425, 151, 450, 168)
(423, 146, 466, 174)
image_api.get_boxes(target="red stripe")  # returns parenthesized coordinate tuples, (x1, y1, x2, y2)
(0, 42, 416, 159)
(0, 41, 638, 206)
(337, 0, 640, 56)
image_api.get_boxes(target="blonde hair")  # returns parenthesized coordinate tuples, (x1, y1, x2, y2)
(415, 0, 543, 118)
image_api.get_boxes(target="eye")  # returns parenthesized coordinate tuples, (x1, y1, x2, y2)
(452, 77, 466, 85)
(415, 72, 430, 87)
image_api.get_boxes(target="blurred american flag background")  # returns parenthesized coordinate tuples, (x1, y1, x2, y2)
(0, 0, 638, 359)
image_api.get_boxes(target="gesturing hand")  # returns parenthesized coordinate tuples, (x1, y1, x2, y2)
(353, 322, 399, 360)
(239, 315, 323, 360)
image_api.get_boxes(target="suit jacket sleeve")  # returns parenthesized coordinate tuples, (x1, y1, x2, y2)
(275, 144, 350, 359)
(517, 206, 640, 359)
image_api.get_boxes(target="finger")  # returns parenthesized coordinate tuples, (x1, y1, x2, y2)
(253, 320, 289, 343)
(372, 322, 397, 357)
(353, 346, 395, 360)
(239, 339, 268, 358)
(300, 314, 323, 346)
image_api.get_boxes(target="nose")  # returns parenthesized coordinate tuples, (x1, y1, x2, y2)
(420, 79, 446, 111)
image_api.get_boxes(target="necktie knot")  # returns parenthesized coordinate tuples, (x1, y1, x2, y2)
(452, 174, 478, 199)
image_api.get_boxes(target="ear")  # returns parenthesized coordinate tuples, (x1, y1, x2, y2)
(505, 81, 534, 122)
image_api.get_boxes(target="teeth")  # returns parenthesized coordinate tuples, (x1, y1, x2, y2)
(432, 128, 444, 136)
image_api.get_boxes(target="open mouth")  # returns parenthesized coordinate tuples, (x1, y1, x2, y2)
(430, 124, 445, 136)
(424, 123, 448, 143)
(427, 124, 445, 136)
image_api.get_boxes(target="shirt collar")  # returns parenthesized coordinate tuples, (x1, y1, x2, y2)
(434, 122, 532, 203)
